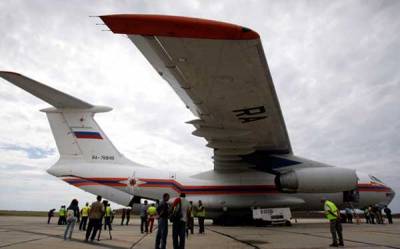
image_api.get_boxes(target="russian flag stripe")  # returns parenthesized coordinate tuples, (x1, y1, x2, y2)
(74, 131, 103, 139)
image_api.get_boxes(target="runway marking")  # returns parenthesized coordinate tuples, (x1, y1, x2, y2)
(0, 228, 128, 249)
(206, 227, 262, 249)
(0, 234, 48, 248)
(262, 228, 400, 249)
(129, 225, 157, 249)
(368, 230, 400, 236)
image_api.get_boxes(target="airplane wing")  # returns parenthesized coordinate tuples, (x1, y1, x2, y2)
(101, 15, 292, 171)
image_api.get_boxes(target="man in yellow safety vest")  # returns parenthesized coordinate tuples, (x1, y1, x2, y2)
(196, 200, 206, 234)
(79, 202, 90, 231)
(147, 203, 157, 233)
(58, 205, 66, 225)
(323, 198, 344, 247)
(104, 204, 112, 231)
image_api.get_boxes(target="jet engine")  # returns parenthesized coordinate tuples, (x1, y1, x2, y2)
(275, 167, 357, 193)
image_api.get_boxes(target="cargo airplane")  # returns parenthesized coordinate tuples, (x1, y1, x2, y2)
(0, 14, 394, 221)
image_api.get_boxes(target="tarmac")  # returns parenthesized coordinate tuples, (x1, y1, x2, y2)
(0, 216, 399, 249)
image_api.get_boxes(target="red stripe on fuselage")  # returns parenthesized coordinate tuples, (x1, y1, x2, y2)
(62, 177, 392, 194)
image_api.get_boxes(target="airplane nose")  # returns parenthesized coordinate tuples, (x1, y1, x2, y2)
(386, 187, 396, 203)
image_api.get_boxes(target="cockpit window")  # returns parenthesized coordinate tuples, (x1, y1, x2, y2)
(369, 175, 383, 183)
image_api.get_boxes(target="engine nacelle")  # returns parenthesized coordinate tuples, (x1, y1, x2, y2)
(275, 167, 357, 193)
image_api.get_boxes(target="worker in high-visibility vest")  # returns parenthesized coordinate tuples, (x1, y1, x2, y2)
(323, 198, 344, 247)
(104, 203, 112, 231)
(186, 201, 195, 237)
(79, 202, 90, 231)
(147, 203, 157, 233)
(196, 200, 206, 234)
(58, 205, 67, 225)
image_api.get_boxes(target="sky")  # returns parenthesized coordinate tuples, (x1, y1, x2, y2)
(0, 0, 399, 212)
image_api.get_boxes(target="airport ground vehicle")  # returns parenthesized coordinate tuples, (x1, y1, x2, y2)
(253, 207, 292, 226)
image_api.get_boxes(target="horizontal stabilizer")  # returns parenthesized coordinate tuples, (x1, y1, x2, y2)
(0, 71, 93, 109)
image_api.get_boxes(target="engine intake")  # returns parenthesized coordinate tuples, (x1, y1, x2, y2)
(275, 167, 357, 193)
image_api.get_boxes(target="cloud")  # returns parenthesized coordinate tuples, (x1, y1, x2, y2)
(0, 143, 55, 159)
(0, 0, 399, 212)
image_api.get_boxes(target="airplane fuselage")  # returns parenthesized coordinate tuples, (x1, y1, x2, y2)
(49, 154, 394, 219)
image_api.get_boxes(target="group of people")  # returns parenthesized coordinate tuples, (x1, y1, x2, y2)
(324, 199, 394, 248)
(364, 205, 393, 224)
(47, 193, 206, 248)
(48, 196, 115, 241)
(140, 193, 206, 249)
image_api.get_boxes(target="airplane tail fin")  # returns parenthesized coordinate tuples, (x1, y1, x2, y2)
(0, 71, 125, 163)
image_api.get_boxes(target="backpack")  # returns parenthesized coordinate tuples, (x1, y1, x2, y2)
(169, 199, 182, 223)
(66, 209, 75, 222)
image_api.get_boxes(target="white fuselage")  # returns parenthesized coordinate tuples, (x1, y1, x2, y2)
(48, 154, 395, 219)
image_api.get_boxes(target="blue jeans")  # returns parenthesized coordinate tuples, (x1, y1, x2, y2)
(155, 218, 168, 249)
(64, 217, 76, 240)
(172, 220, 186, 249)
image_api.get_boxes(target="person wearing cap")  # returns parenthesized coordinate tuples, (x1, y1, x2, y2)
(322, 198, 344, 247)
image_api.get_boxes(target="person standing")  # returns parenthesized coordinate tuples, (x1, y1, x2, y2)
(171, 193, 189, 249)
(377, 206, 384, 224)
(58, 205, 66, 225)
(79, 202, 90, 231)
(64, 199, 79, 240)
(85, 195, 104, 242)
(100, 202, 112, 240)
(345, 208, 353, 223)
(155, 193, 170, 249)
(147, 203, 157, 233)
(126, 208, 131, 225)
(196, 200, 206, 234)
(364, 208, 371, 224)
(372, 205, 382, 224)
(384, 206, 393, 224)
(323, 198, 344, 247)
(369, 206, 375, 224)
(120, 208, 126, 225)
(96, 200, 108, 241)
(111, 209, 116, 224)
(104, 203, 112, 231)
(140, 200, 148, 233)
(48, 208, 55, 224)
(186, 201, 194, 237)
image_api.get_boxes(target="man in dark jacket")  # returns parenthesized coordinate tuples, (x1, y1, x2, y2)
(126, 208, 131, 225)
(48, 208, 56, 224)
(155, 193, 170, 249)
(120, 209, 126, 225)
(384, 206, 393, 224)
